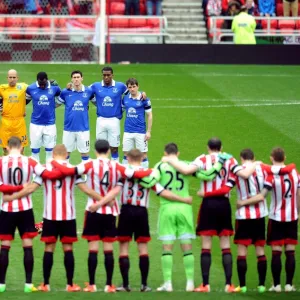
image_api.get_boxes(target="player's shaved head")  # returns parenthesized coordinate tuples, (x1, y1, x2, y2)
(53, 144, 68, 158)
(240, 148, 254, 161)
(208, 137, 222, 151)
(7, 136, 22, 149)
(164, 143, 178, 155)
(95, 139, 110, 155)
(7, 69, 18, 86)
(271, 147, 285, 163)
(127, 149, 143, 163)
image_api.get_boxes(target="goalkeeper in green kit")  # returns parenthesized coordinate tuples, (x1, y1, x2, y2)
(139, 143, 231, 292)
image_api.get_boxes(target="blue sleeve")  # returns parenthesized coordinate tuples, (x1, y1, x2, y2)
(57, 89, 65, 104)
(55, 86, 61, 96)
(144, 98, 152, 109)
(121, 83, 128, 95)
(270, 0, 275, 14)
(26, 86, 31, 95)
(88, 88, 95, 100)
(258, 0, 264, 13)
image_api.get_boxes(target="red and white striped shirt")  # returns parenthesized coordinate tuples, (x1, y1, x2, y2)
(192, 153, 240, 197)
(228, 163, 268, 220)
(264, 168, 300, 222)
(118, 166, 164, 208)
(77, 158, 123, 216)
(34, 161, 83, 221)
(0, 154, 45, 212)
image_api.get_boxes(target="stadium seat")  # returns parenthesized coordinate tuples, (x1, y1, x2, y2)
(276, 3, 283, 16)
(296, 20, 300, 29)
(278, 20, 295, 29)
(261, 19, 278, 29)
(147, 18, 160, 28)
(7, 27, 23, 39)
(41, 18, 51, 28)
(0, 17, 6, 28)
(23, 18, 41, 28)
(129, 18, 147, 27)
(6, 18, 23, 27)
(24, 26, 40, 39)
(110, 2, 125, 14)
(109, 18, 129, 28)
(280, 28, 294, 35)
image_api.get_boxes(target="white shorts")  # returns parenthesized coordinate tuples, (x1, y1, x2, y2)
(30, 123, 57, 149)
(63, 130, 90, 153)
(122, 132, 148, 153)
(96, 117, 120, 147)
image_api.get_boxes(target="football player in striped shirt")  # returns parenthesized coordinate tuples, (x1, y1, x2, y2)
(239, 148, 300, 293)
(0, 137, 68, 293)
(163, 138, 259, 293)
(51, 139, 154, 293)
(89, 149, 192, 292)
(3, 144, 104, 292)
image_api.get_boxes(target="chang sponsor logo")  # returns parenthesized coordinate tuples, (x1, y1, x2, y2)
(102, 96, 114, 107)
(127, 107, 138, 118)
(72, 100, 84, 111)
(38, 95, 50, 105)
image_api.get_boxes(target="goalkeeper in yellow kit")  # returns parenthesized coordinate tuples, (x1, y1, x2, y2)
(0, 69, 29, 155)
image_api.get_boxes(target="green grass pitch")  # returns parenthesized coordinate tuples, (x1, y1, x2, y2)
(1, 63, 300, 300)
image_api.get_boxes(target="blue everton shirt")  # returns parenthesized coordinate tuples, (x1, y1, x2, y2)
(90, 80, 127, 119)
(26, 81, 61, 126)
(122, 92, 152, 134)
(57, 85, 94, 132)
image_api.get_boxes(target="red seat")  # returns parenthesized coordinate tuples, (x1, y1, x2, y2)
(41, 18, 51, 28)
(216, 19, 224, 28)
(278, 20, 295, 29)
(23, 18, 41, 28)
(129, 18, 147, 27)
(6, 18, 23, 27)
(296, 20, 300, 29)
(280, 28, 294, 34)
(24, 26, 40, 39)
(276, 3, 283, 16)
(261, 19, 278, 29)
(147, 18, 160, 28)
(109, 18, 129, 28)
(7, 27, 23, 39)
(0, 17, 6, 27)
(110, 2, 125, 14)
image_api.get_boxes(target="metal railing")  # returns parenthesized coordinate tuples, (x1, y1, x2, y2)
(208, 16, 300, 44)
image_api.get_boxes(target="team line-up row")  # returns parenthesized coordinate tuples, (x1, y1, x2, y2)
(0, 136, 298, 293)
(0, 67, 152, 168)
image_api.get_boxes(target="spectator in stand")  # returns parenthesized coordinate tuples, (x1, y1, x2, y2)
(207, 0, 222, 16)
(74, 0, 94, 15)
(125, 0, 140, 15)
(283, 0, 298, 16)
(147, 0, 162, 16)
(245, 0, 258, 15)
(258, 0, 275, 16)
(221, 1, 240, 41)
(222, 0, 243, 14)
(232, 5, 256, 44)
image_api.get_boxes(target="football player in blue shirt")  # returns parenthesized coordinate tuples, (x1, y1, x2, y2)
(122, 78, 152, 168)
(89, 66, 146, 162)
(26, 72, 61, 162)
(57, 71, 94, 162)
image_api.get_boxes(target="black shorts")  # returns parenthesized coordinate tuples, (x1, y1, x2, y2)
(41, 218, 77, 244)
(82, 211, 117, 242)
(267, 219, 298, 246)
(117, 204, 151, 243)
(234, 218, 266, 246)
(0, 209, 38, 240)
(196, 197, 233, 237)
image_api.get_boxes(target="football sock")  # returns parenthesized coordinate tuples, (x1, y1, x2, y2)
(222, 248, 232, 285)
(81, 156, 89, 162)
(31, 148, 40, 162)
(23, 246, 34, 284)
(43, 251, 53, 285)
(0, 246, 10, 284)
(104, 251, 114, 286)
(237, 256, 247, 287)
(111, 152, 119, 162)
(257, 255, 267, 286)
(122, 156, 128, 165)
(139, 254, 149, 286)
(285, 250, 295, 285)
(45, 148, 53, 162)
(119, 256, 130, 287)
(64, 250, 74, 286)
(88, 251, 98, 285)
(271, 251, 282, 286)
(183, 251, 194, 281)
(141, 158, 149, 168)
(161, 251, 173, 282)
(201, 249, 211, 286)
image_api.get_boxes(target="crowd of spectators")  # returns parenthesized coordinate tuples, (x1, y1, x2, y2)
(204, 0, 299, 17)
(0, 0, 163, 15)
